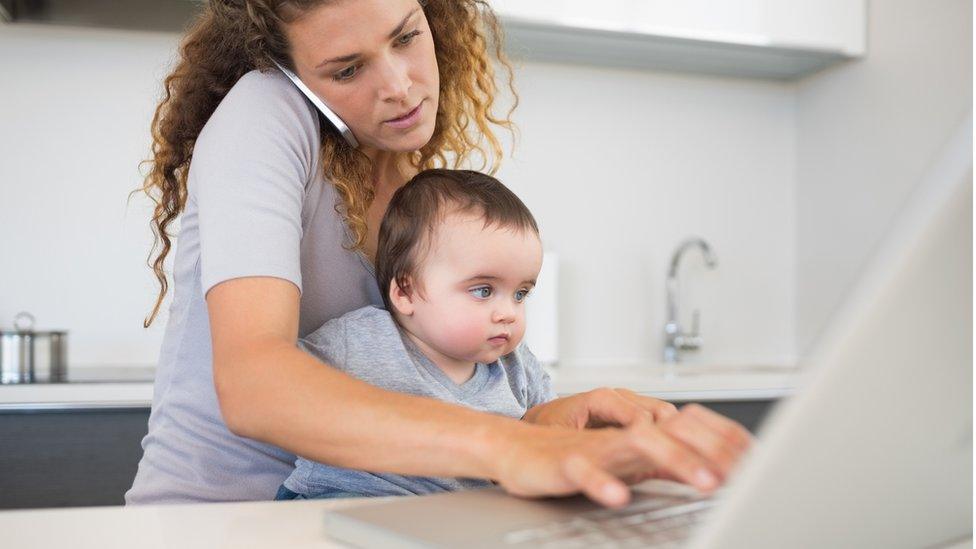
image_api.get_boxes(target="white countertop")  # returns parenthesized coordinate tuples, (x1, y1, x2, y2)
(1, 496, 363, 549)
(0, 365, 800, 410)
(1, 484, 969, 549)
(549, 364, 799, 401)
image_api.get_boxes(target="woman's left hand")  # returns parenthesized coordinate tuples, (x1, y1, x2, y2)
(523, 388, 679, 429)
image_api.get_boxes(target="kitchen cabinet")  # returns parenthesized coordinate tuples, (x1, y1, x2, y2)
(0, 408, 149, 509)
(492, 0, 866, 79)
(2, 0, 864, 80)
(691, 399, 775, 433)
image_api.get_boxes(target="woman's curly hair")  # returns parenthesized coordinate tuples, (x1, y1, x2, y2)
(139, 0, 518, 327)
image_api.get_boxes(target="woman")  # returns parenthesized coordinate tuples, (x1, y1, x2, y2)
(127, 0, 750, 508)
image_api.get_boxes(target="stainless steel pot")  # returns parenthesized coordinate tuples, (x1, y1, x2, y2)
(0, 312, 68, 384)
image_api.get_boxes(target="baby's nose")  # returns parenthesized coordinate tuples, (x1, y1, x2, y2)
(492, 305, 517, 323)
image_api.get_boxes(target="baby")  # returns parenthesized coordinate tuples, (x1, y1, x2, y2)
(276, 168, 554, 500)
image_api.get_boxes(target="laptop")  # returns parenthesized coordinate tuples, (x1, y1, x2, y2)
(321, 121, 974, 548)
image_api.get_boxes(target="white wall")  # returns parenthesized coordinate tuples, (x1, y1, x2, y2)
(794, 0, 972, 355)
(0, 22, 797, 370)
(498, 63, 796, 369)
(0, 25, 180, 368)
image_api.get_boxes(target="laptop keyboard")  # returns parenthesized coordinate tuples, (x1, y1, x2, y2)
(502, 494, 715, 548)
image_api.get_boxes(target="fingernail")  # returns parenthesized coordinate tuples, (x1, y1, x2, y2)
(603, 483, 626, 501)
(696, 469, 718, 489)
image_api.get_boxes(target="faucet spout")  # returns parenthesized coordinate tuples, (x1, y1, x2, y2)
(668, 238, 717, 278)
(664, 237, 718, 364)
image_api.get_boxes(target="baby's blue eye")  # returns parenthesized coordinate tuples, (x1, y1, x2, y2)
(514, 289, 530, 303)
(470, 286, 492, 299)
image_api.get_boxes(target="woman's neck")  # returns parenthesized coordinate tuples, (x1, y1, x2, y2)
(359, 148, 418, 264)
(362, 147, 403, 190)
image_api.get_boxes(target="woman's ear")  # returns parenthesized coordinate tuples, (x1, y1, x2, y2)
(388, 277, 415, 316)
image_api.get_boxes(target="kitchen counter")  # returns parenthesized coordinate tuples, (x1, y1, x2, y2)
(550, 364, 798, 401)
(1, 495, 368, 549)
(0, 366, 156, 410)
(0, 364, 799, 410)
(0, 483, 969, 549)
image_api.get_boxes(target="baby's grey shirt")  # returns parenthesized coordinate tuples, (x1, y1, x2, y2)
(282, 305, 557, 497)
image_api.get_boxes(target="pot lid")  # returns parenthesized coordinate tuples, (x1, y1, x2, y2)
(0, 312, 68, 335)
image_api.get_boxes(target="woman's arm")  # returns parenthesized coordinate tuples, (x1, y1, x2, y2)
(210, 276, 510, 480)
(209, 276, 749, 507)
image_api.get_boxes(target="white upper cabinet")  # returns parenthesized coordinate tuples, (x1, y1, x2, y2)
(490, 0, 866, 79)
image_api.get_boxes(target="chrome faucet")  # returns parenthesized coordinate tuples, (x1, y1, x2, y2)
(663, 238, 718, 363)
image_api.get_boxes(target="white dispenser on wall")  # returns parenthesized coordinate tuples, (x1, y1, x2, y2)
(524, 252, 559, 368)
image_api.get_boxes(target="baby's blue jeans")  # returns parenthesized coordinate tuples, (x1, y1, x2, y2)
(275, 485, 362, 501)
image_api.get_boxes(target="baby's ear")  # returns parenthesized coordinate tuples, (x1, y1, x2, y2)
(388, 277, 415, 316)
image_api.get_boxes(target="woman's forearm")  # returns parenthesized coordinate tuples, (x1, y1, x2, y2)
(215, 339, 532, 480)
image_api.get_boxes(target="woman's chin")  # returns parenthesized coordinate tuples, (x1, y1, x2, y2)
(368, 123, 435, 153)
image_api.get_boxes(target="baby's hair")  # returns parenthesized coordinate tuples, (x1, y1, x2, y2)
(376, 169, 539, 313)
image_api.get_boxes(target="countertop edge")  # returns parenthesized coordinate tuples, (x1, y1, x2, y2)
(0, 367, 801, 408)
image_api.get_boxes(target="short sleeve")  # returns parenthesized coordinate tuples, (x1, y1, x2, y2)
(191, 70, 320, 297)
(298, 316, 348, 368)
(515, 343, 557, 408)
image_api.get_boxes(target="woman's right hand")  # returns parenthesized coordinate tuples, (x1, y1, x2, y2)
(493, 404, 751, 508)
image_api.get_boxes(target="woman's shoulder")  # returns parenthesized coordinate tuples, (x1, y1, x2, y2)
(225, 69, 305, 109)
(197, 69, 321, 160)
(192, 69, 322, 188)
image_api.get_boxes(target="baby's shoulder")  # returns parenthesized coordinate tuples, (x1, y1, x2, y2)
(308, 306, 396, 344)
(340, 305, 395, 329)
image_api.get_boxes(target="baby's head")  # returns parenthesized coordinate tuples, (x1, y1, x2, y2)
(376, 169, 542, 365)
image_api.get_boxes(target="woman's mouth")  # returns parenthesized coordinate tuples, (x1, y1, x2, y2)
(383, 101, 424, 129)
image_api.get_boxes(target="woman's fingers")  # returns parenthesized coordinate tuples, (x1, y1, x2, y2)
(562, 453, 631, 508)
(581, 388, 652, 427)
(658, 412, 738, 480)
(657, 404, 753, 479)
(683, 403, 754, 453)
(627, 423, 721, 493)
(581, 388, 680, 428)
(614, 388, 679, 422)
(522, 389, 681, 432)
(498, 404, 753, 507)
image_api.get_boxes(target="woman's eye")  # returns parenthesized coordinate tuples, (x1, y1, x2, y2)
(469, 286, 492, 299)
(396, 30, 422, 46)
(333, 65, 359, 82)
(514, 289, 530, 303)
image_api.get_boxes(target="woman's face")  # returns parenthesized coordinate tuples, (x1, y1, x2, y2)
(284, 0, 439, 154)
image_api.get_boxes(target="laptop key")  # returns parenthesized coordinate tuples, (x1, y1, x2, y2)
(505, 495, 714, 547)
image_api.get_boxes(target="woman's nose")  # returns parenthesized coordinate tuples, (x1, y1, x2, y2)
(377, 55, 411, 103)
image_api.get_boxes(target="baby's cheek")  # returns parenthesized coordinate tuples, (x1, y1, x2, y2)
(508, 324, 527, 353)
(439, 317, 484, 352)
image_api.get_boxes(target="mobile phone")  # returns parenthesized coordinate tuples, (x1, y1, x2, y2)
(273, 61, 359, 148)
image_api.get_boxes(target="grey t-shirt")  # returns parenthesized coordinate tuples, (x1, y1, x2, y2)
(125, 69, 385, 504)
(282, 306, 556, 497)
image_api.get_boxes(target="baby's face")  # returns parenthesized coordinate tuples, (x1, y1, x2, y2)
(407, 213, 543, 365)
